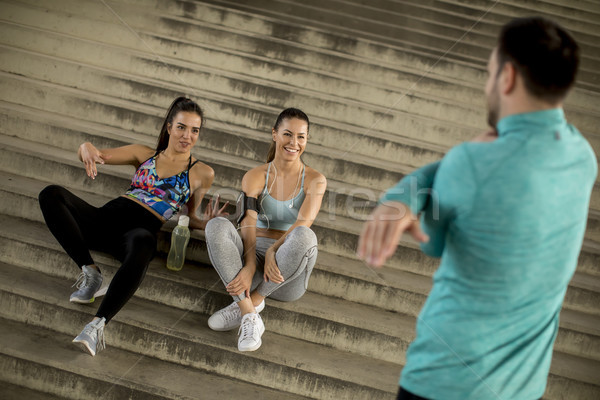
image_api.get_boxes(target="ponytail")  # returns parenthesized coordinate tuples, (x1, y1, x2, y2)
(156, 97, 204, 153)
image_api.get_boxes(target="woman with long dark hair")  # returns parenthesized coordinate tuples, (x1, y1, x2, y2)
(205, 108, 327, 352)
(38, 97, 227, 356)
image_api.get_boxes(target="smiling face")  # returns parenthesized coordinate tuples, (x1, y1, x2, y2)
(272, 117, 308, 161)
(167, 111, 202, 153)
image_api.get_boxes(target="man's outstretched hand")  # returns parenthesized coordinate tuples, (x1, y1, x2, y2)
(357, 201, 429, 268)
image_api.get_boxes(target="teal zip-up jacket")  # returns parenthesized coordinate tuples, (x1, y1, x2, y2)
(381, 109, 597, 399)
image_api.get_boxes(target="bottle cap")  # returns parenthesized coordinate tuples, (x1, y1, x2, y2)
(178, 215, 190, 227)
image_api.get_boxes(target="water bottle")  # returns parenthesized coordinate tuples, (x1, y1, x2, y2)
(166, 215, 190, 271)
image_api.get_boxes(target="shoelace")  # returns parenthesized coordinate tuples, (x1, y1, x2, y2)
(220, 303, 241, 322)
(72, 271, 89, 289)
(238, 314, 258, 341)
(82, 320, 106, 352)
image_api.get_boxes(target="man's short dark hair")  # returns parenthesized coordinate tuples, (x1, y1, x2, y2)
(497, 17, 579, 103)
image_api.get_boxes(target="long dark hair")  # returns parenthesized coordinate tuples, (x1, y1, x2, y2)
(267, 108, 310, 163)
(155, 97, 204, 153)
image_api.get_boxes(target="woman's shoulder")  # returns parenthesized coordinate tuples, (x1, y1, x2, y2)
(303, 165, 327, 193)
(304, 165, 326, 183)
(189, 158, 215, 180)
(242, 164, 268, 196)
(130, 144, 155, 164)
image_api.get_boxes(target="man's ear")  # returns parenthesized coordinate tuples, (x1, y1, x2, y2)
(500, 62, 517, 95)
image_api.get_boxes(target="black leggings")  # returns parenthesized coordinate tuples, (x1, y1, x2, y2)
(38, 185, 163, 322)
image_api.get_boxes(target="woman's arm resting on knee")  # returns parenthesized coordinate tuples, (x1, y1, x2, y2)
(227, 168, 265, 297)
(264, 169, 327, 283)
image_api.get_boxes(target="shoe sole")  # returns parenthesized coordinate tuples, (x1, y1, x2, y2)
(238, 337, 262, 352)
(238, 324, 265, 352)
(72, 339, 96, 356)
(70, 297, 95, 304)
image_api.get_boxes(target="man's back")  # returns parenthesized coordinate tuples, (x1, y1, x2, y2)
(400, 109, 597, 399)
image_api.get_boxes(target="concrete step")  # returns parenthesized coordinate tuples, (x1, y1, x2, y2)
(1, 72, 598, 203)
(0, 381, 69, 400)
(0, 317, 311, 400)
(0, 70, 420, 193)
(2, 213, 600, 393)
(3, 0, 598, 119)
(0, 131, 598, 281)
(194, 0, 600, 90)
(0, 261, 401, 398)
(1, 170, 599, 366)
(1, 213, 599, 399)
(0, 197, 417, 367)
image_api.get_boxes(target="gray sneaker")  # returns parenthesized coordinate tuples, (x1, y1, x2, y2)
(208, 300, 265, 331)
(70, 265, 103, 304)
(72, 317, 106, 356)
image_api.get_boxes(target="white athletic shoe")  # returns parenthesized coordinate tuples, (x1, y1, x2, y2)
(72, 317, 106, 356)
(237, 312, 265, 352)
(208, 300, 265, 331)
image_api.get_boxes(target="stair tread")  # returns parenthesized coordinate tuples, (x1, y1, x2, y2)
(0, 317, 312, 400)
(0, 262, 399, 394)
(1, 178, 598, 342)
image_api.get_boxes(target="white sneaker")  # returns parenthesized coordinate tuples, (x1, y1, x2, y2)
(208, 300, 265, 331)
(238, 312, 265, 352)
(72, 317, 106, 356)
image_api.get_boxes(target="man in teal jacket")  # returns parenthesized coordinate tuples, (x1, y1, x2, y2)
(358, 17, 597, 400)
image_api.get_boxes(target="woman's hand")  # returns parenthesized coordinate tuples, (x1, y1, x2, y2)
(263, 247, 284, 284)
(202, 195, 229, 224)
(227, 265, 255, 297)
(79, 142, 112, 179)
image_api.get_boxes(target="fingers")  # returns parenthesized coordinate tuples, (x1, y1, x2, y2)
(218, 201, 229, 214)
(409, 219, 430, 243)
(265, 262, 284, 284)
(226, 277, 246, 296)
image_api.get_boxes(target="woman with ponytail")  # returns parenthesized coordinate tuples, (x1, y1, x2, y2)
(205, 108, 327, 352)
(38, 97, 227, 356)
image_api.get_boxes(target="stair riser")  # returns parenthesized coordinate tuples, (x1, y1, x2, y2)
(0, 355, 169, 400)
(0, 135, 380, 226)
(4, 6, 599, 137)
(0, 233, 411, 364)
(0, 69, 474, 165)
(1, 160, 598, 280)
(0, 77, 419, 192)
(0, 20, 491, 116)
(0, 30, 492, 132)
(0, 287, 397, 399)
(7, 0, 600, 96)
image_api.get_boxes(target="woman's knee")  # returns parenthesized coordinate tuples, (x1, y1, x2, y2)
(125, 229, 157, 259)
(205, 217, 234, 242)
(38, 184, 66, 206)
(288, 225, 317, 247)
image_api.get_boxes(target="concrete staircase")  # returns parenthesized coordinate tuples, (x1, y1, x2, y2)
(0, 0, 598, 399)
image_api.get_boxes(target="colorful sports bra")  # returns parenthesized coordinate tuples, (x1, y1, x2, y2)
(125, 153, 198, 221)
(256, 163, 305, 231)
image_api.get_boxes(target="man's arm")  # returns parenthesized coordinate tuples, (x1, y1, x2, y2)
(379, 161, 441, 215)
(419, 145, 476, 257)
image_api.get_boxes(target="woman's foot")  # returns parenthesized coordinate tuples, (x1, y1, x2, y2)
(70, 265, 103, 304)
(208, 299, 265, 331)
(72, 317, 106, 356)
(238, 312, 265, 352)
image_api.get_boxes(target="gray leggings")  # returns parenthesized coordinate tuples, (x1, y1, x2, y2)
(205, 217, 318, 302)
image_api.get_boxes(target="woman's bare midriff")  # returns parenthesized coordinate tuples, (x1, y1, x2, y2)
(121, 195, 167, 223)
(256, 228, 286, 240)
